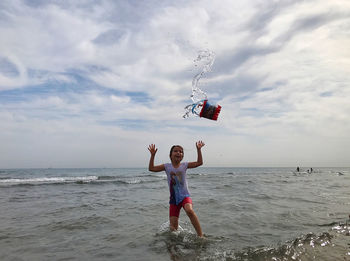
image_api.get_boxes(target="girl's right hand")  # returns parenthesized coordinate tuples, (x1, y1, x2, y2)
(196, 140, 205, 150)
(148, 144, 158, 155)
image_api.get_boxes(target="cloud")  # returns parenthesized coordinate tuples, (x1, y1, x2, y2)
(0, 0, 349, 167)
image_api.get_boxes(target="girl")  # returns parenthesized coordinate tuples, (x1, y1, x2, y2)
(148, 141, 205, 237)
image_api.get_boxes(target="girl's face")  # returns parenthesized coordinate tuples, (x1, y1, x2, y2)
(170, 146, 184, 163)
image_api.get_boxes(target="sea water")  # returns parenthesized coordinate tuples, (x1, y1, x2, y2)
(1, 167, 350, 260)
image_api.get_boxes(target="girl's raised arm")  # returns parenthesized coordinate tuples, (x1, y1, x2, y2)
(188, 141, 205, 169)
(148, 144, 165, 172)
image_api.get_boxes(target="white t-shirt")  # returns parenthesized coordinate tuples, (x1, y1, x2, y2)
(164, 162, 190, 205)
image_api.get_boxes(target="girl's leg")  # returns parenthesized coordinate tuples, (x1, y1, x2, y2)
(169, 216, 179, 231)
(184, 203, 203, 237)
(169, 204, 181, 231)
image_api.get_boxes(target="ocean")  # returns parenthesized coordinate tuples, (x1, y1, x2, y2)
(1, 167, 349, 261)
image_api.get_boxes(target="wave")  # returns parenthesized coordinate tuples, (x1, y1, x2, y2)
(0, 176, 12, 180)
(231, 222, 350, 261)
(0, 174, 165, 187)
(140, 173, 167, 179)
(99, 175, 165, 185)
(97, 175, 118, 180)
(0, 176, 98, 185)
(152, 221, 350, 261)
(114, 178, 144, 185)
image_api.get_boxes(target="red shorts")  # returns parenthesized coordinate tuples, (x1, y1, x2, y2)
(169, 197, 192, 218)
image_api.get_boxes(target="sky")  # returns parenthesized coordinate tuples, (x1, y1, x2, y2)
(0, 0, 349, 168)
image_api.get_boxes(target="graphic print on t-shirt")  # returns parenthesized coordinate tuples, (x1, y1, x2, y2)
(170, 171, 182, 184)
(164, 162, 190, 205)
(170, 171, 183, 204)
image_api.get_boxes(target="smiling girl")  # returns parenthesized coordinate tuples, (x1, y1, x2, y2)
(148, 141, 205, 237)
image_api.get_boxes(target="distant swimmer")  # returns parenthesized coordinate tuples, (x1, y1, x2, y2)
(296, 167, 300, 172)
(148, 141, 205, 238)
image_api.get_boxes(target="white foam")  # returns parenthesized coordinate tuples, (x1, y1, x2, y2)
(0, 176, 98, 184)
(158, 221, 185, 234)
(125, 178, 142, 184)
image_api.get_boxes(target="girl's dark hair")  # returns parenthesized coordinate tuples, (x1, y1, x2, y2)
(169, 145, 184, 158)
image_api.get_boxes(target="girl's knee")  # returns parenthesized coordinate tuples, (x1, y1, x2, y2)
(185, 208, 195, 218)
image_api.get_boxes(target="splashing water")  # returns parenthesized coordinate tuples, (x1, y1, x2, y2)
(190, 50, 215, 103)
(183, 50, 216, 118)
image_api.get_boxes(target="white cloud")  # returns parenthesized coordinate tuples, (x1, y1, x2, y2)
(0, 0, 112, 88)
(0, 0, 349, 167)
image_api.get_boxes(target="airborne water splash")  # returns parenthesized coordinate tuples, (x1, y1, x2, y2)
(183, 50, 216, 118)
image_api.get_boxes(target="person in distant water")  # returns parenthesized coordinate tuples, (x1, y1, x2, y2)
(148, 141, 205, 238)
(310, 168, 313, 173)
(296, 167, 300, 172)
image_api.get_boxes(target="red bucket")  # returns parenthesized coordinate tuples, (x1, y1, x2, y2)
(199, 100, 221, 121)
